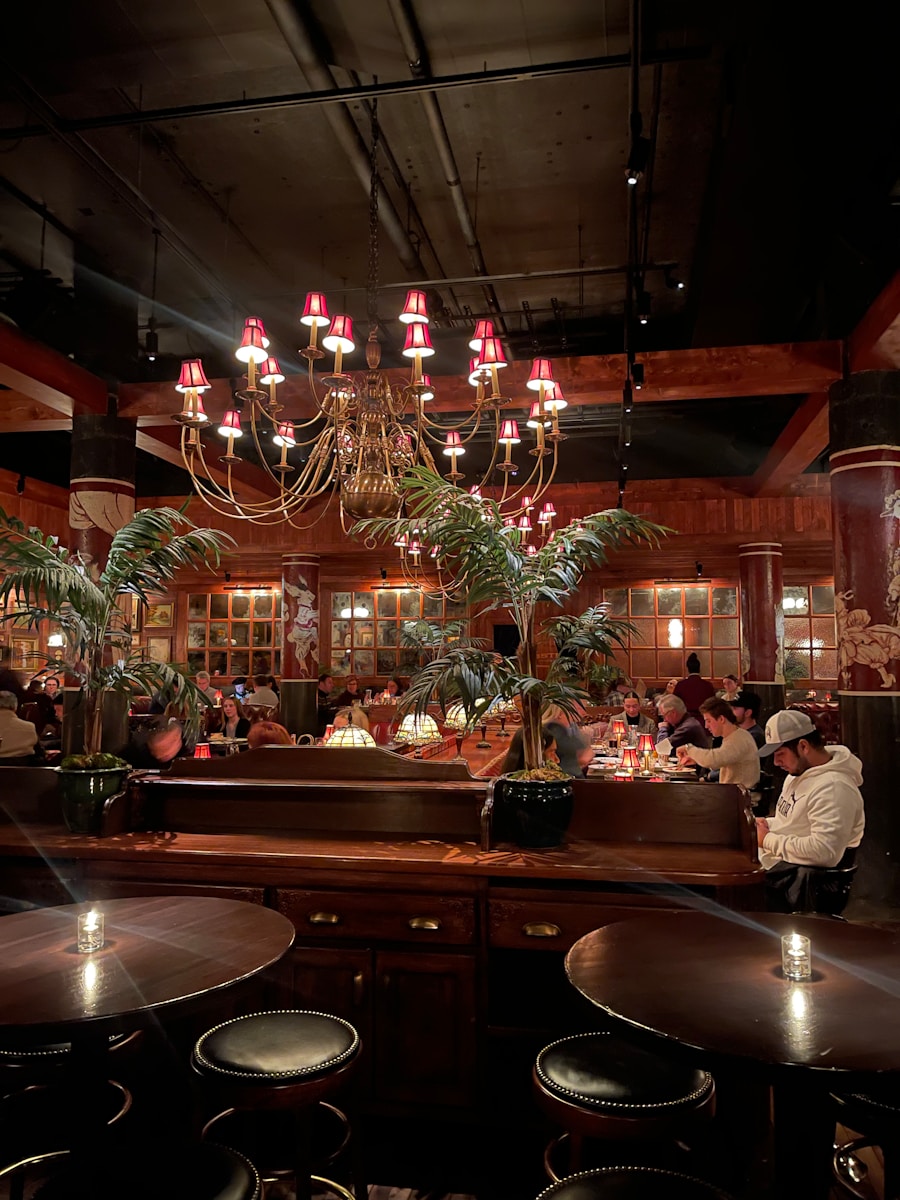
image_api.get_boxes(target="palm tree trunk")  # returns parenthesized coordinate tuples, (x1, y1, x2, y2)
(517, 610, 543, 771)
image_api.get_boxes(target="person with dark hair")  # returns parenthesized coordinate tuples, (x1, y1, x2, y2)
(677, 697, 760, 788)
(316, 672, 337, 735)
(385, 677, 405, 698)
(756, 710, 864, 872)
(124, 722, 185, 770)
(618, 692, 656, 734)
(249, 674, 279, 706)
(219, 696, 251, 739)
(673, 653, 716, 719)
(335, 675, 362, 706)
(717, 674, 741, 702)
(730, 691, 765, 748)
(498, 727, 556, 776)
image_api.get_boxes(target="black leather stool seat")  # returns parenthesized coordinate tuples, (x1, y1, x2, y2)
(21, 1143, 261, 1200)
(0, 1031, 139, 1070)
(832, 1083, 900, 1123)
(535, 1166, 735, 1199)
(536, 1033, 713, 1114)
(192, 1011, 359, 1084)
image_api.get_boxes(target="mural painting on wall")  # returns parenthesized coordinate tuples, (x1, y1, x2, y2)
(835, 488, 900, 690)
(284, 574, 318, 678)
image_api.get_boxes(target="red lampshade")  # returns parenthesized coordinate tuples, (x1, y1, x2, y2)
(300, 292, 329, 326)
(401, 323, 435, 358)
(217, 409, 243, 438)
(468, 357, 487, 387)
(399, 289, 429, 324)
(194, 743, 211, 759)
(394, 531, 409, 548)
(620, 747, 641, 770)
(442, 430, 464, 456)
(517, 513, 532, 532)
(523, 495, 534, 510)
(213, 689, 223, 703)
(408, 540, 421, 557)
(611, 718, 627, 734)
(175, 359, 211, 392)
(191, 395, 209, 423)
(526, 544, 538, 556)
(468, 319, 494, 352)
(419, 374, 435, 401)
(258, 356, 285, 385)
(543, 380, 568, 411)
(638, 733, 656, 756)
(498, 419, 520, 444)
(527, 400, 551, 429)
(476, 336, 507, 370)
(527, 357, 555, 391)
(273, 421, 296, 448)
(322, 314, 355, 353)
(235, 325, 267, 364)
(468, 485, 483, 500)
(243, 316, 270, 348)
(538, 501, 557, 523)
(503, 516, 515, 527)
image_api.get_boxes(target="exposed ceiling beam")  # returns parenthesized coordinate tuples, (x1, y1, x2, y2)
(0, 323, 107, 417)
(0, 392, 74, 432)
(117, 341, 843, 425)
(750, 269, 900, 494)
(135, 427, 277, 505)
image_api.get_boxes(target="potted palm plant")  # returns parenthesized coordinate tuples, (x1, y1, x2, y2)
(0, 506, 233, 833)
(358, 468, 666, 846)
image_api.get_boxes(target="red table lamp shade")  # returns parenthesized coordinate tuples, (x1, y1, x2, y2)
(300, 292, 329, 326)
(399, 290, 429, 324)
(620, 747, 641, 770)
(401, 323, 435, 358)
(176, 359, 211, 392)
(638, 733, 656, 756)
(194, 743, 211, 759)
(468, 319, 494, 351)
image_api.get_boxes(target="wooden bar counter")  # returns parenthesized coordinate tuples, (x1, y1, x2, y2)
(0, 747, 763, 1119)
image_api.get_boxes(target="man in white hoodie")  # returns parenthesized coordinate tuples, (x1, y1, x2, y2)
(756, 710, 864, 873)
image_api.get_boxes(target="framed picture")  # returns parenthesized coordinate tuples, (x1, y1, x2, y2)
(146, 635, 171, 665)
(145, 602, 174, 628)
(11, 635, 39, 671)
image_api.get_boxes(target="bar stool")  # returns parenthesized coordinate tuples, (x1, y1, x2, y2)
(831, 1084, 900, 1200)
(534, 1165, 735, 1198)
(0, 1030, 142, 1087)
(533, 1032, 716, 1181)
(0, 1141, 262, 1200)
(191, 1009, 363, 1200)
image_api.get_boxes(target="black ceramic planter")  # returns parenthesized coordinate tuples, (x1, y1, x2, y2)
(57, 767, 129, 834)
(500, 775, 574, 848)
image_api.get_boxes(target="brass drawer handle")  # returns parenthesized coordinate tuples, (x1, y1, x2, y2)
(308, 911, 341, 925)
(522, 921, 562, 938)
(408, 916, 442, 931)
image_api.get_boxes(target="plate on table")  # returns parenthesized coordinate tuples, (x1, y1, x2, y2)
(659, 766, 697, 778)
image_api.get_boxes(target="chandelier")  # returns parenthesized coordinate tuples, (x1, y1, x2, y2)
(170, 108, 569, 529)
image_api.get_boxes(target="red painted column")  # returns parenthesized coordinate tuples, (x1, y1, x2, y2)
(280, 553, 320, 736)
(739, 541, 784, 721)
(830, 370, 900, 914)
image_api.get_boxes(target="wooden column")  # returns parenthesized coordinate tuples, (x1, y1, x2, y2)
(68, 414, 136, 575)
(830, 370, 900, 914)
(739, 542, 785, 722)
(280, 553, 320, 737)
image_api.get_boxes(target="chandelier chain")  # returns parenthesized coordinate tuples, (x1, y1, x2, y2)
(367, 96, 380, 332)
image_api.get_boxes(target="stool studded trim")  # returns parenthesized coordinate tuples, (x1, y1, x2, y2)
(192, 1010, 360, 1080)
(535, 1032, 713, 1110)
(535, 1165, 736, 1199)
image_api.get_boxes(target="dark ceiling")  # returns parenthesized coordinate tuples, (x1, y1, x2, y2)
(0, 0, 897, 495)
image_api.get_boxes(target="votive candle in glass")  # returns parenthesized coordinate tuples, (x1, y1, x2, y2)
(781, 932, 811, 980)
(77, 909, 105, 953)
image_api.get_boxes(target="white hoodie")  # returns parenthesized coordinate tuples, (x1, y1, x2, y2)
(761, 745, 865, 870)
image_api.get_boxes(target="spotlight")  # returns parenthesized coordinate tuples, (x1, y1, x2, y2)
(624, 423, 632, 448)
(144, 320, 159, 362)
(16, 473, 25, 495)
(380, 567, 388, 582)
(637, 291, 651, 326)
(631, 362, 644, 390)
(625, 136, 650, 186)
(695, 561, 703, 578)
(665, 268, 685, 291)
(224, 571, 231, 583)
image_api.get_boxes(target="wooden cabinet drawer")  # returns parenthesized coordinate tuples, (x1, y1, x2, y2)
(274, 888, 476, 945)
(489, 892, 681, 951)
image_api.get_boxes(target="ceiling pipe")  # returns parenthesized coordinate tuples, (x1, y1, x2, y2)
(263, 0, 428, 281)
(385, 0, 506, 333)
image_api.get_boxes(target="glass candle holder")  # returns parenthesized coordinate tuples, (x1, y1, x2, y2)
(781, 932, 812, 980)
(77, 909, 105, 953)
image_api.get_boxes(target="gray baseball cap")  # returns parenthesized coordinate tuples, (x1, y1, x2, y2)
(758, 709, 817, 756)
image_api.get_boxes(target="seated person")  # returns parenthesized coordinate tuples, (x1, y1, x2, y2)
(247, 674, 279, 707)
(604, 677, 631, 706)
(730, 690, 765, 748)
(194, 671, 218, 702)
(756, 710, 864, 873)
(495, 727, 556, 776)
(384, 676, 405, 700)
(217, 696, 251, 739)
(677, 697, 761, 788)
(124, 722, 185, 770)
(335, 675, 363, 706)
(616, 691, 656, 735)
(316, 672, 337, 735)
(0, 690, 41, 764)
(543, 710, 593, 777)
(247, 721, 292, 748)
(656, 695, 711, 752)
(332, 704, 370, 732)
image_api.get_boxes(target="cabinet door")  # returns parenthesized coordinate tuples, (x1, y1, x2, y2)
(374, 951, 477, 1108)
(280, 945, 374, 1097)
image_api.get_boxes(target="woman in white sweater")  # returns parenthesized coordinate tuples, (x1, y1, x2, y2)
(676, 696, 760, 789)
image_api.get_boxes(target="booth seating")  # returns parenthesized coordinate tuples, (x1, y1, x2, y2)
(533, 1032, 715, 1182)
(788, 701, 841, 745)
(191, 1010, 363, 1200)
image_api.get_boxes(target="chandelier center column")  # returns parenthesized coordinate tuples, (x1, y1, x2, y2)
(280, 553, 320, 737)
(739, 541, 784, 723)
(829, 369, 900, 915)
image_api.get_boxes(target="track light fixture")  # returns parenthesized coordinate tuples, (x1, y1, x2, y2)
(665, 267, 686, 291)
(625, 136, 650, 186)
(637, 291, 651, 325)
(144, 317, 159, 363)
(631, 362, 644, 390)
(695, 561, 703, 578)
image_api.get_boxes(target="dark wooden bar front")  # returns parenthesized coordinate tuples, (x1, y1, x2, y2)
(0, 750, 764, 1123)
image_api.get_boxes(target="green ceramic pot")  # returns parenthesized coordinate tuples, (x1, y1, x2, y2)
(57, 768, 129, 835)
(500, 775, 574, 848)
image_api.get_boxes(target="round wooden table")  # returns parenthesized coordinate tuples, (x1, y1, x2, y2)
(567, 911, 900, 1198)
(0, 896, 296, 1180)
